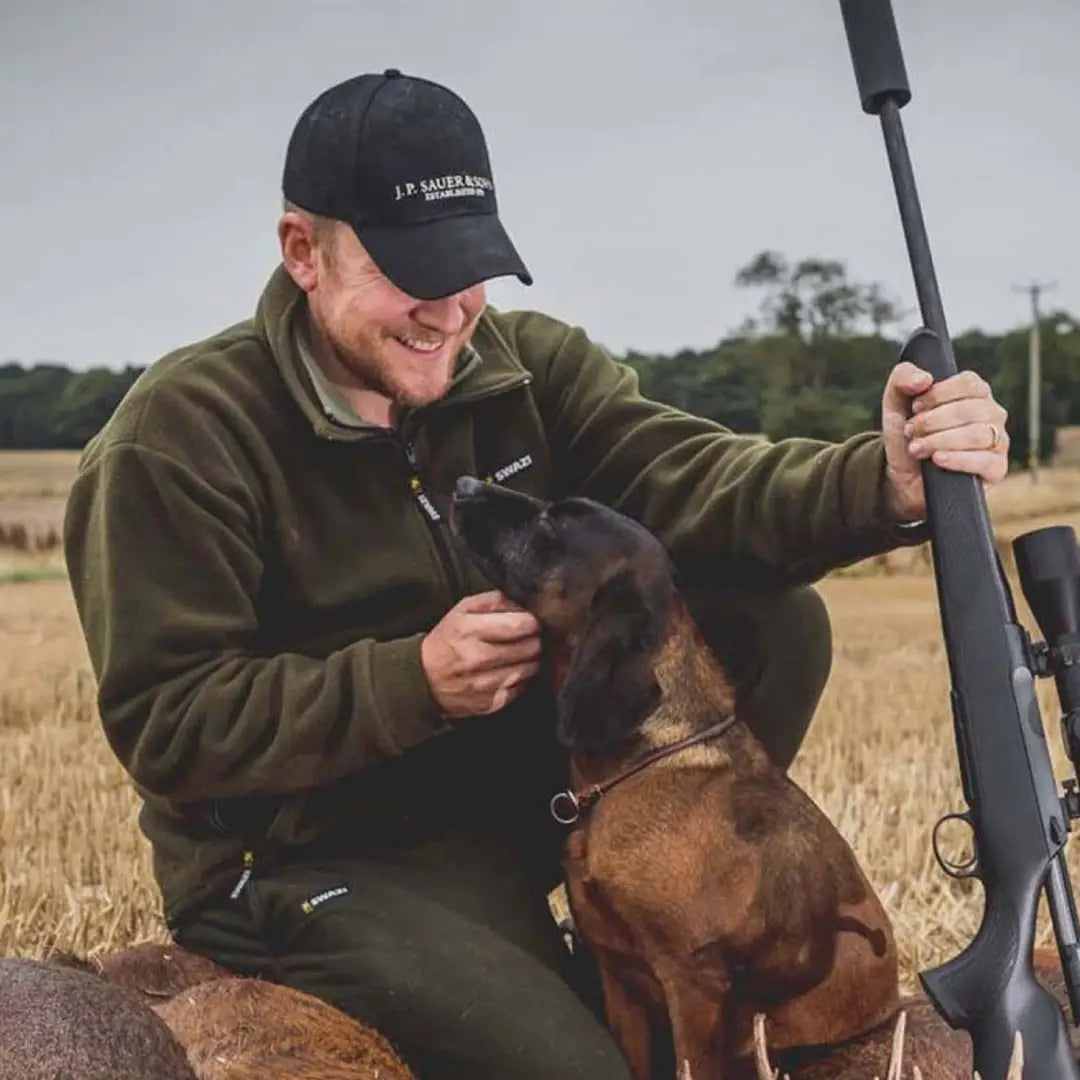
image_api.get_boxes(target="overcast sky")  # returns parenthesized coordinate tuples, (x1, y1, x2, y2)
(3, 0, 1077, 372)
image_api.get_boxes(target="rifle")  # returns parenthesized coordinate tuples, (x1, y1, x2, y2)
(837, 2, 1080, 1076)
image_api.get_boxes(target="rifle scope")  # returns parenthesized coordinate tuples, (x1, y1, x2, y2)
(1015, 524, 1080, 1022)
(1015, 526, 1080, 766)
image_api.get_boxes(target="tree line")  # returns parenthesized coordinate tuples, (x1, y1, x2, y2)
(0, 363, 143, 450)
(622, 253, 1079, 465)
(3, 252, 1078, 463)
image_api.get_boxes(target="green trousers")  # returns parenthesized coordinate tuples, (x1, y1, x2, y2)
(174, 584, 832, 1080)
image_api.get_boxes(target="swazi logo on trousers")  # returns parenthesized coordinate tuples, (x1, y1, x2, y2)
(300, 885, 349, 915)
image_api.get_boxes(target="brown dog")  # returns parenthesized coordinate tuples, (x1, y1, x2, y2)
(451, 477, 904, 1079)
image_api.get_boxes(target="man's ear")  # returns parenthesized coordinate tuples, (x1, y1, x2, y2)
(278, 211, 320, 292)
(556, 568, 668, 752)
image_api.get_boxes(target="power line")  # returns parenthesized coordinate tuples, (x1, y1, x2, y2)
(1011, 280, 1056, 482)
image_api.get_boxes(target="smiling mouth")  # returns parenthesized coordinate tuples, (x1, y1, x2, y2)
(394, 334, 446, 355)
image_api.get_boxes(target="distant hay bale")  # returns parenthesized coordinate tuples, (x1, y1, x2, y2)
(1053, 426, 1080, 467)
(4, 521, 29, 551)
(35, 526, 61, 552)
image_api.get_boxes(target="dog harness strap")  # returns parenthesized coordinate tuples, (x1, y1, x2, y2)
(549, 713, 737, 825)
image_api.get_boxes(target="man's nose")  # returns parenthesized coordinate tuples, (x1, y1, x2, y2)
(414, 294, 468, 333)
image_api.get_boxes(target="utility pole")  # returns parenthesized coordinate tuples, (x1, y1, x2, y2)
(1012, 280, 1056, 482)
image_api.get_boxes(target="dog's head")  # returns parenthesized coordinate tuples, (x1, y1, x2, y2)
(451, 476, 676, 752)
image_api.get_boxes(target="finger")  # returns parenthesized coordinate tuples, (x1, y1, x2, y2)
(477, 658, 541, 688)
(926, 448, 1010, 482)
(469, 636, 542, 671)
(483, 662, 542, 711)
(903, 397, 1002, 439)
(908, 422, 1009, 459)
(456, 590, 527, 614)
(911, 370, 991, 414)
(470, 610, 541, 644)
(499, 660, 542, 690)
(883, 361, 935, 421)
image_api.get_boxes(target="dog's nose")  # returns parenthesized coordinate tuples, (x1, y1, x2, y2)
(454, 475, 485, 500)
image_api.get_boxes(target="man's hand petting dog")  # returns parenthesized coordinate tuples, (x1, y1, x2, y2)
(420, 590, 542, 717)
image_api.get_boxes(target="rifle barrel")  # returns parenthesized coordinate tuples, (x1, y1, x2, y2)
(877, 101, 954, 371)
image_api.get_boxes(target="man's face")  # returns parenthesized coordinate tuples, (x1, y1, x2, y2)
(304, 223, 487, 409)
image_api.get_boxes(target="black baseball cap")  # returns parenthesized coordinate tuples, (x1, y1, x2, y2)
(282, 69, 533, 301)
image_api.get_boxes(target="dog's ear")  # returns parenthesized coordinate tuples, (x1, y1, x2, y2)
(556, 567, 669, 751)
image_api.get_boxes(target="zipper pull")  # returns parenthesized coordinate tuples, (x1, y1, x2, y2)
(229, 849, 255, 900)
(403, 442, 442, 523)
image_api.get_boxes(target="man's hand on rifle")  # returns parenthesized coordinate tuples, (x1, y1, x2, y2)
(880, 361, 1011, 523)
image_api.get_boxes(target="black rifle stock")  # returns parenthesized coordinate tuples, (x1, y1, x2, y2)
(900, 332, 1076, 1075)
(837, 2, 1080, 1076)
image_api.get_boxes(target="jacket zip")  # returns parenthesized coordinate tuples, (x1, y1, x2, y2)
(396, 435, 465, 602)
(322, 373, 534, 599)
(395, 372, 534, 603)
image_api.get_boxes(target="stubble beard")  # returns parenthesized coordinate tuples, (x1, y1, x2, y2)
(335, 327, 459, 410)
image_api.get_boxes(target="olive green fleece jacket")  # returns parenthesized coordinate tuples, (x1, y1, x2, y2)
(63, 264, 926, 927)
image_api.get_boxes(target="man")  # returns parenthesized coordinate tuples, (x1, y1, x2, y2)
(63, 70, 1009, 1078)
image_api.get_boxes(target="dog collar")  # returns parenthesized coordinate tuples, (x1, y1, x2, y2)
(549, 713, 738, 826)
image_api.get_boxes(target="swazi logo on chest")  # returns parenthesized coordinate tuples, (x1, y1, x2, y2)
(486, 454, 534, 485)
(409, 475, 442, 522)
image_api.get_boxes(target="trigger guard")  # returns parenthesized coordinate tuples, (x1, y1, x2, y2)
(932, 811, 980, 879)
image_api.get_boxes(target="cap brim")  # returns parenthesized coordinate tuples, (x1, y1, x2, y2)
(355, 213, 533, 301)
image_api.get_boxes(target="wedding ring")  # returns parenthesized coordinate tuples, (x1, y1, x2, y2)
(988, 423, 1001, 450)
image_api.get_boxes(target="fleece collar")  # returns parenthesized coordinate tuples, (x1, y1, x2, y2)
(253, 264, 530, 442)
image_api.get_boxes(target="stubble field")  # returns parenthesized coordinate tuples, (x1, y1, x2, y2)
(2, 450, 1080, 996)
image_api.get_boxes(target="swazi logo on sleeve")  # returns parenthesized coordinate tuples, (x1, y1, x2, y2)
(485, 454, 534, 485)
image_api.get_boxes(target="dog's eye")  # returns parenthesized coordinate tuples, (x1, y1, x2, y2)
(531, 516, 564, 555)
(552, 500, 589, 520)
(534, 510, 559, 535)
